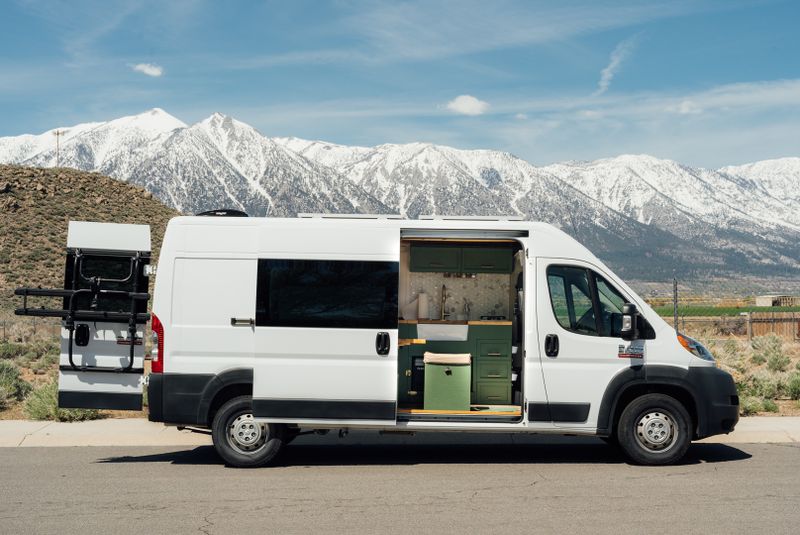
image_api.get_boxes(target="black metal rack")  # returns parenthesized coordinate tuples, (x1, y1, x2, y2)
(14, 249, 150, 374)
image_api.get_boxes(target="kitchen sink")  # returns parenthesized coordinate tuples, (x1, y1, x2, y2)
(417, 322, 469, 341)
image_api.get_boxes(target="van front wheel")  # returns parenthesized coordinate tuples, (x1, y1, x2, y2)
(617, 394, 691, 465)
(211, 396, 285, 468)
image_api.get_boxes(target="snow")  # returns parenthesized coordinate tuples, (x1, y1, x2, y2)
(0, 108, 798, 277)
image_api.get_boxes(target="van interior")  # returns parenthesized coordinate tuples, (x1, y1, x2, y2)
(396, 236, 525, 423)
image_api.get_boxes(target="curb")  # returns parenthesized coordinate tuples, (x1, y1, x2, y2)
(1, 417, 798, 448)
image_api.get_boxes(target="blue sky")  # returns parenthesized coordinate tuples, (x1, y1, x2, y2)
(1, 0, 799, 167)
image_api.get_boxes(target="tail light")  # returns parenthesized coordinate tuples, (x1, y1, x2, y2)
(150, 313, 164, 373)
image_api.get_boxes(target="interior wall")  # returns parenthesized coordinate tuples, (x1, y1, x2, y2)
(403, 271, 512, 320)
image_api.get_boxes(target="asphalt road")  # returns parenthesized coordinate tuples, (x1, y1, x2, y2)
(1, 439, 798, 535)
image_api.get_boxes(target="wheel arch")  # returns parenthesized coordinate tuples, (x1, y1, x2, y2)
(598, 365, 703, 439)
(197, 368, 254, 426)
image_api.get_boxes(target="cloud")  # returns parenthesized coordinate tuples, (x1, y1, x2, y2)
(514, 113, 528, 120)
(446, 95, 490, 116)
(594, 35, 640, 96)
(131, 63, 164, 77)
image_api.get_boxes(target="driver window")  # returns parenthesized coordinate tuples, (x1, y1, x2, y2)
(546, 266, 598, 335)
(547, 265, 637, 338)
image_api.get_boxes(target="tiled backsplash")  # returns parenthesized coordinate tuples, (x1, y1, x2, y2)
(404, 272, 511, 320)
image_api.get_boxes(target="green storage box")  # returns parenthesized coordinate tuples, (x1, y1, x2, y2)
(423, 352, 472, 411)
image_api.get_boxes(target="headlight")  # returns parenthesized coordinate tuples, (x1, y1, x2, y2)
(677, 333, 715, 363)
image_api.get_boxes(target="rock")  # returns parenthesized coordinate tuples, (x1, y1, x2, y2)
(0, 182, 10, 194)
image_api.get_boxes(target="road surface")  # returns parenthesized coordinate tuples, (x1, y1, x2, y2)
(0, 438, 798, 534)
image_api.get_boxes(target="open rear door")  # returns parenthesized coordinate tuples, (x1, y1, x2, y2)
(252, 221, 400, 426)
(16, 221, 151, 410)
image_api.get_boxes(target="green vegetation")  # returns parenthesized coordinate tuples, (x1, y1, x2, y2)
(24, 379, 101, 422)
(739, 396, 762, 416)
(762, 399, 779, 413)
(0, 361, 32, 410)
(653, 305, 800, 317)
(787, 373, 800, 400)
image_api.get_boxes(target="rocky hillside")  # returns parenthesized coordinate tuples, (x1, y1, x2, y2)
(0, 165, 179, 313)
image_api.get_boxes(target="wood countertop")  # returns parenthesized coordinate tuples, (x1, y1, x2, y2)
(399, 319, 512, 326)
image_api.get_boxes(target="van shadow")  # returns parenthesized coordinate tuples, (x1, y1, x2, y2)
(98, 439, 751, 467)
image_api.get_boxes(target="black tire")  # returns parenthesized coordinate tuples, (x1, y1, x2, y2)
(616, 393, 691, 466)
(211, 395, 285, 468)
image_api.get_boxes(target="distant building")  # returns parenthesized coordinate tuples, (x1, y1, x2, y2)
(755, 295, 800, 307)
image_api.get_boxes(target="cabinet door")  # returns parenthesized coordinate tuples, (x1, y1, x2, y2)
(410, 245, 461, 272)
(475, 382, 511, 405)
(462, 247, 512, 273)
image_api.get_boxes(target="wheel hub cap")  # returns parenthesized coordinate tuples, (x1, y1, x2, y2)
(228, 414, 267, 452)
(636, 411, 676, 452)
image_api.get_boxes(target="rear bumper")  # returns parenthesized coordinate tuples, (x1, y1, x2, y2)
(147, 374, 164, 422)
(688, 366, 739, 439)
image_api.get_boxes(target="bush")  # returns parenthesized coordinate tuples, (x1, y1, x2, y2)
(751, 335, 784, 367)
(787, 373, 800, 400)
(0, 360, 32, 403)
(767, 352, 791, 372)
(741, 370, 785, 399)
(762, 399, 779, 413)
(740, 396, 762, 416)
(0, 342, 27, 360)
(24, 379, 101, 422)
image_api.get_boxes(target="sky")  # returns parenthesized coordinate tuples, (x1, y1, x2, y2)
(1, 0, 799, 168)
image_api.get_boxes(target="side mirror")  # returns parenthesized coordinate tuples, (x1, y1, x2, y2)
(620, 303, 639, 341)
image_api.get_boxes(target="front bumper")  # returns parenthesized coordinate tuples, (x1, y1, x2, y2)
(688, 366, 739, 439)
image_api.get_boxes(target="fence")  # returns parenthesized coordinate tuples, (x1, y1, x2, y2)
(646, 278, 800, 342)
(0, 317, 61, 342)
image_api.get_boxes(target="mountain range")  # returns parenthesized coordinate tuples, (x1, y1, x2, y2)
(1, 108, 799, 281)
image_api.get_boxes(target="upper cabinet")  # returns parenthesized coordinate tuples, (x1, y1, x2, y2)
(410, 244, 513, 273)
(461, 247, 513, 273)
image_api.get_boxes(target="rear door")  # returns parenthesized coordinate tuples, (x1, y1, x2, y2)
(57, 222, 151, 410)
(252, 223, 400, 426)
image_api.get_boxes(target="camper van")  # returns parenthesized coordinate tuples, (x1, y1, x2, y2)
(15, 214, 739, 467)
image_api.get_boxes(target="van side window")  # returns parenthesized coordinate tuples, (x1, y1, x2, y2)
(546, 265, 644, 338)
(255, 259, 398, 329)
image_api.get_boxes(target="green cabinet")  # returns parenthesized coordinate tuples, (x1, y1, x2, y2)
(397, 323, 514, 407)
(409, 244, 512, 273)
(409, 245, 461, 272)
(461, 247, 513, 273)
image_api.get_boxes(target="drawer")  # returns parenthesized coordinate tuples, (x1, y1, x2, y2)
(478, 340, 511, 358)
(474, 382, 511, 405)
(476, 360, 511, 380)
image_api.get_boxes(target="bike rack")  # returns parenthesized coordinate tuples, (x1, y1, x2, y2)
(14, 249, 150, 374)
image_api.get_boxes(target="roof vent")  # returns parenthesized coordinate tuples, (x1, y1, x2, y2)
(196, 209, 249, 217)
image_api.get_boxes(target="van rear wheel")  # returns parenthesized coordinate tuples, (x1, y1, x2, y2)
(617, 393, 691, 465)
(211, 396, 285, 468)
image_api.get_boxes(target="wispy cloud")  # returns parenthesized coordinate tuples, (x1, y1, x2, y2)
(446, 95, 489, 116)
(131, 63, 164, 77)
(594, 35, 640, 96)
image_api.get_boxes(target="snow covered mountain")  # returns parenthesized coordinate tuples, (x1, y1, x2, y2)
(1, 109, 798, 279)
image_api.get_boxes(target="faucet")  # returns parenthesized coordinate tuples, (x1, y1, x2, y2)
(440, 284, 449, 320)
(463, 298, 471, 320)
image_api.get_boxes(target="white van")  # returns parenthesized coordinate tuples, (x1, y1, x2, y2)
(16, 214, 739, 467)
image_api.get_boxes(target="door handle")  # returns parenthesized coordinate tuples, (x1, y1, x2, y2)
(544, 334, 559, 357)
(376, 332, 390, 355)
(230, 317, 255, 327)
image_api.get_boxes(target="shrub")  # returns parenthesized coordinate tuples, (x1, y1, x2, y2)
(767, 352, 791, 373)
(741, 370, 785, 399)
(740, 396, 762, 416)
(24, 379, 101, 422)
(762, 399, 779, 413)
(0, 342, 26, 360)
(0, 360, 32, 402)
(787, 373, 800, 401)
(751, 334, 784, 367)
